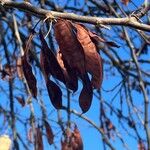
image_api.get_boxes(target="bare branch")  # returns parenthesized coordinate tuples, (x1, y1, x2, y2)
(0, 0, 150, 31)
(65, 107, 116, 150)
(124, 28, 150, 149)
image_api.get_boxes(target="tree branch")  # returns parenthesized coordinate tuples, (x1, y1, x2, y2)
(124, 27, 150, 149)
(0, 0, 150, 31)
(67, 108, 116, 150)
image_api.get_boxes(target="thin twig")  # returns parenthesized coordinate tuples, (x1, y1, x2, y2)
(62, 107, 116, 150)
(124, 27, 150, 149)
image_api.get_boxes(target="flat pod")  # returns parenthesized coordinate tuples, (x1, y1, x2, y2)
(35, 127, 43, 150)
(39, 30, 66, 84)
(54, 19, 86, 76)
(21, 55, 37, 98)
(79, 74, 93, 113)
(46, 79, 62, 109)
(72, 125, 83, 150)
(40, 47, 49, 81)
(54, 19, 95, 112)
(61, 125, 83, 150)
(15, 96, 25, 107)
(44, 120, 54, 145)
(56, 50, 78, 92)
(74, 23, 103, 89)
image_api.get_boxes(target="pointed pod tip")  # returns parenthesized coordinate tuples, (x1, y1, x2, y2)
(79, 74, 93, 113)
(46, 79, 63, 109)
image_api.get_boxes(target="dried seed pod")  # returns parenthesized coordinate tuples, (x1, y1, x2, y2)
(35, 127, 43, 150)
(72, 125, 83, 150)
(21, 54, 37, 98)
(15, 96, 25, 107)
(39, 30, 66, 84)
(79, 74, 93, 113)
(56, 50, 78, 92)
(21, 31, 37, 98)
(73, 23, 103, 88)
(54, 19, 94, 112)
(54, 19, 86, 77)
(44, 120, 54, 145)
(61, 125, 83, 150)
(46, 79, 62, 109)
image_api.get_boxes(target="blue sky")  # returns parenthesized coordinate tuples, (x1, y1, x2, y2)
(0, 0, 149, 150)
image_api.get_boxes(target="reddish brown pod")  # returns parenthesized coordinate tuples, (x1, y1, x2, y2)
(54, 19, 93, 113)
(73, 23, 103, 89)
(22, 53, 37, 98)
(44, 120, 54, 145)
(79, 73, 93, 113)
(54, 19, 86, 77)
(15, 96, 25, 107)
(39, 30, 65, 83)
(61, 125, 83, 150)
(56, 50, 78, 92)
(72, 125, 83, 150)
(35, 127, 43, 150)
(21, 32, 37, 98)
(39, 31, 64, 109)
(27, 126, 44, 150)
